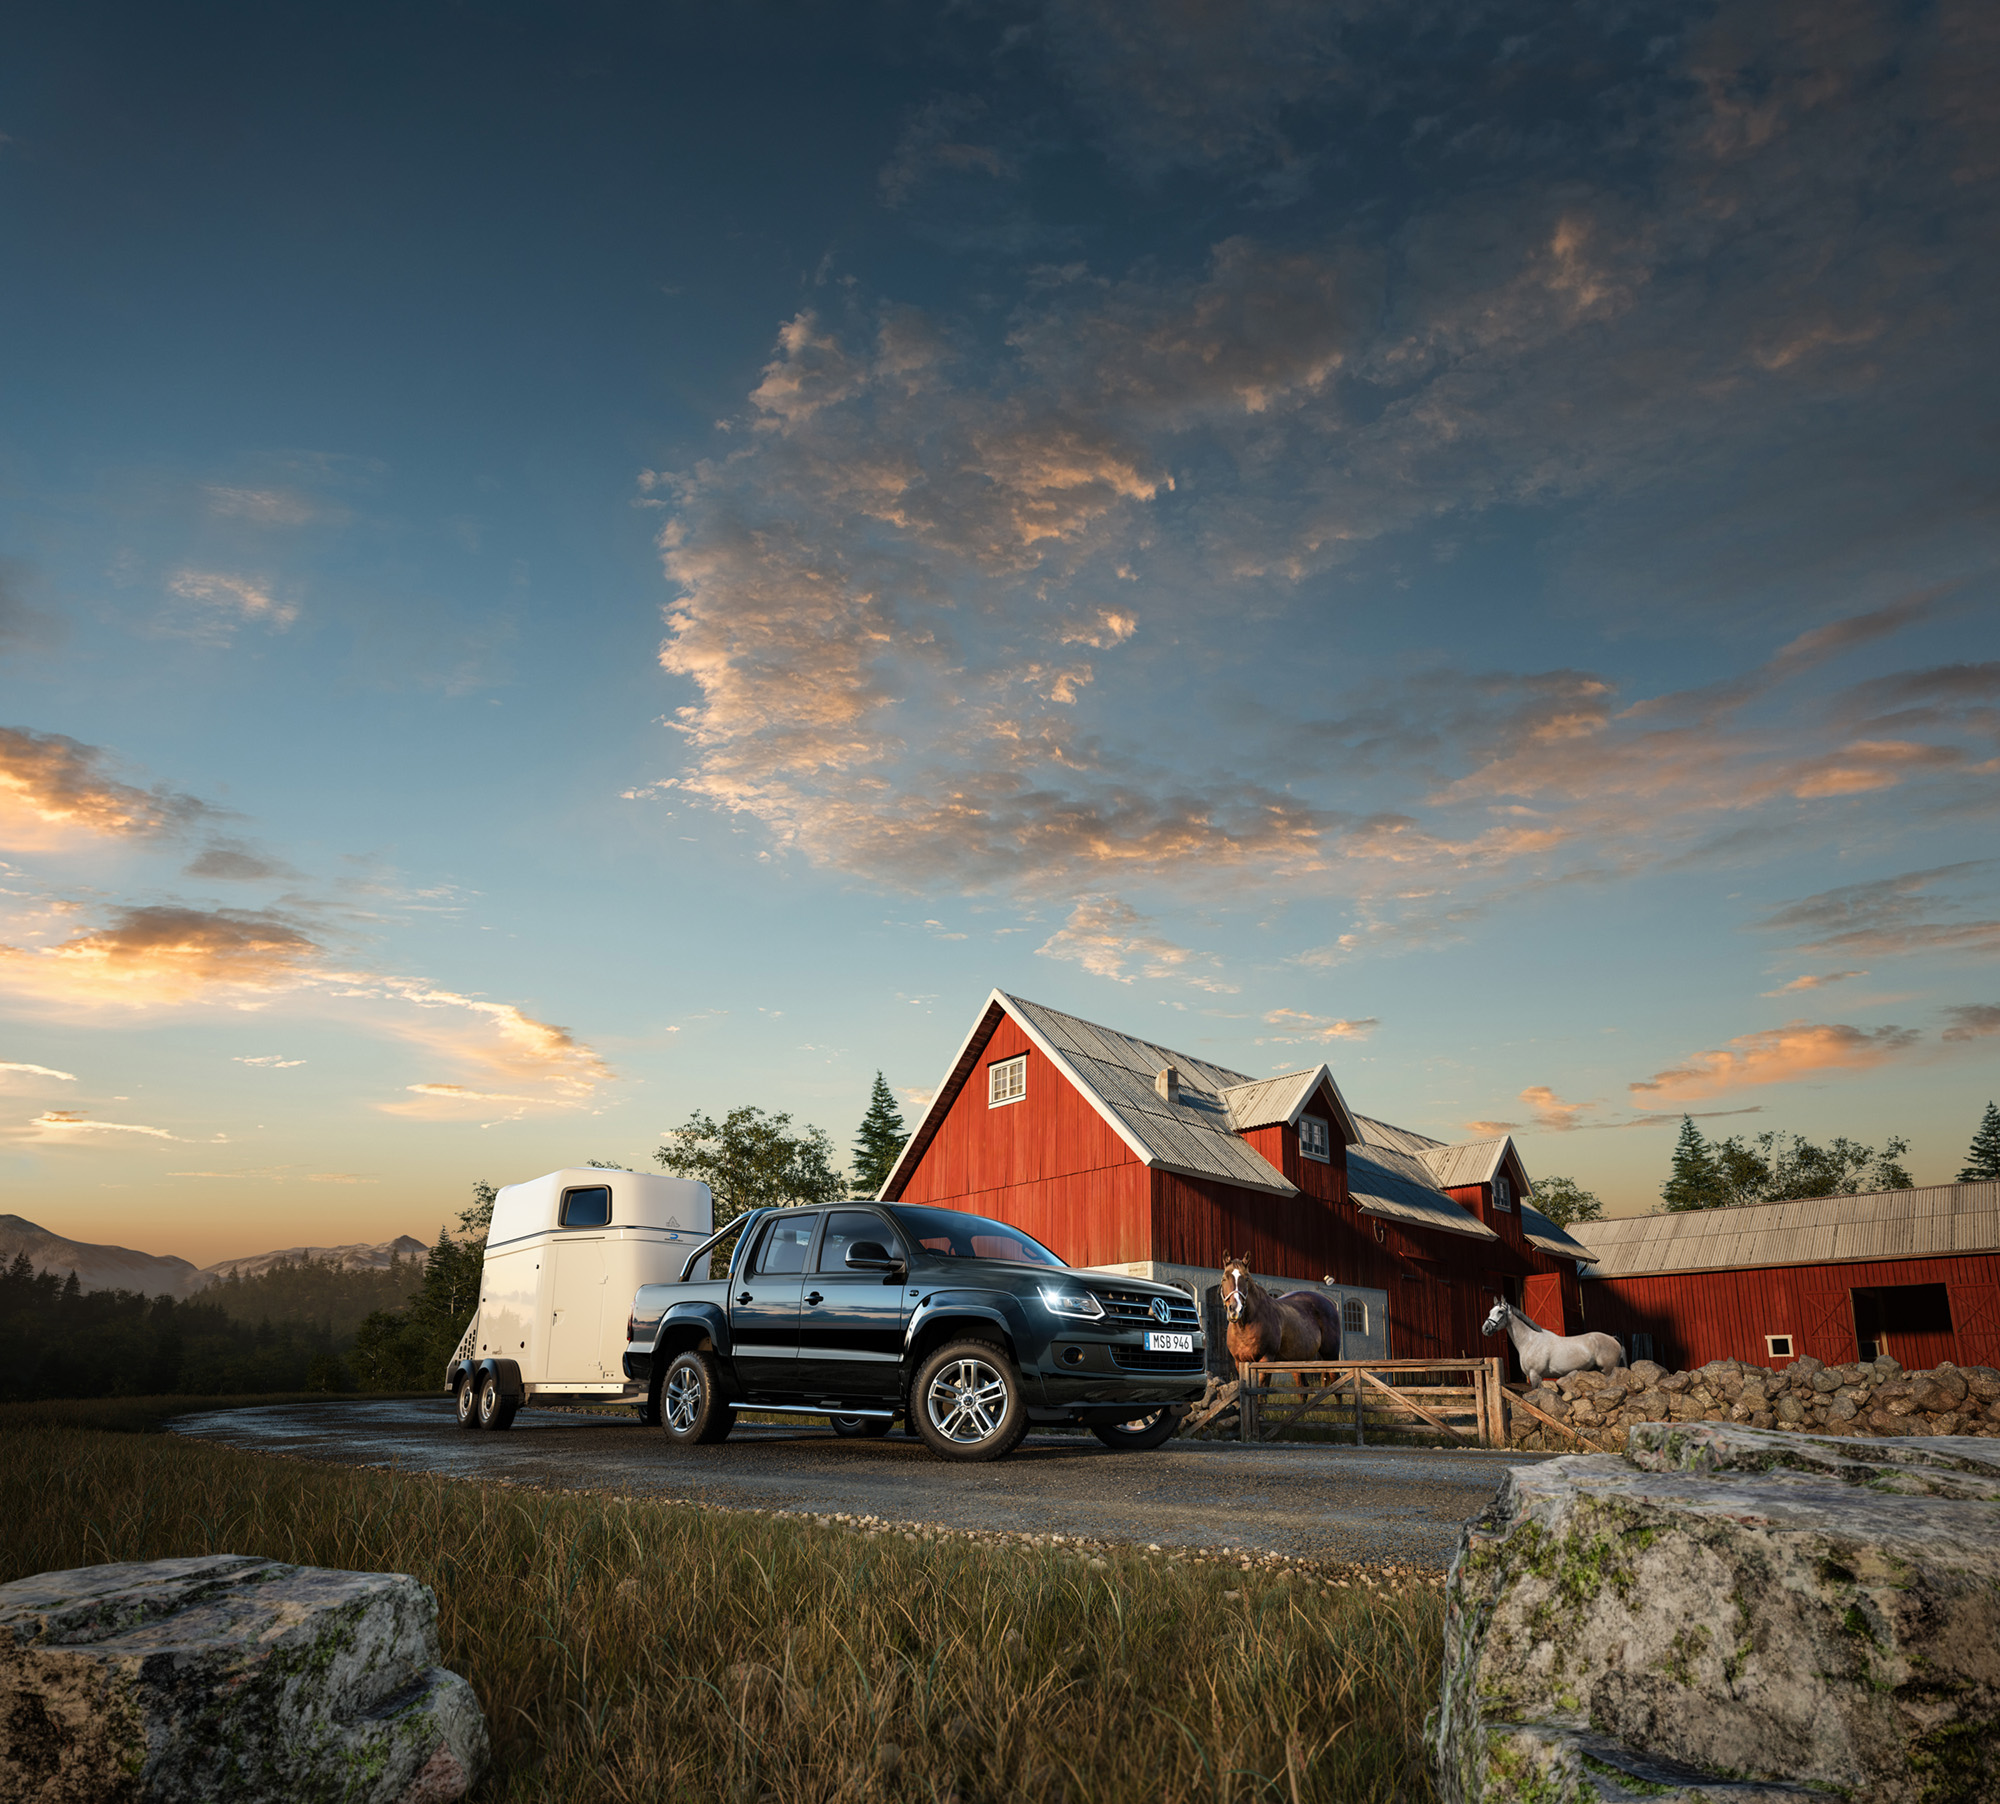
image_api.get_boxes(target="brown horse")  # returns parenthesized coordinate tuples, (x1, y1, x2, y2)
(1218, 1255, 1342, 1368)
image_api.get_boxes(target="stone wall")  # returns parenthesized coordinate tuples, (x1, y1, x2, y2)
(1512, 1353, 2000, 1451)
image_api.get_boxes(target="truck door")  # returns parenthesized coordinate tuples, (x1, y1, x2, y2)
(729, 1213, 819, 1402)
(795, 1210, 915, 1407)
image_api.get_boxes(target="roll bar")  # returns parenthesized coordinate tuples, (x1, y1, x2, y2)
(676, 1211, 758, 1284)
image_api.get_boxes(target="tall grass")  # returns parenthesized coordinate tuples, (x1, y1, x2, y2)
(3, 1401, 1442, 1803)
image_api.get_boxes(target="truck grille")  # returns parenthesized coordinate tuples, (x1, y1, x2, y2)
(1092, 1287, 1199, 1327)
(1111, 1346, 1206, 1372)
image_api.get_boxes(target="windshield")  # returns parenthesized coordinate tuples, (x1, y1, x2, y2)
(885, 1205, 1065, 1267)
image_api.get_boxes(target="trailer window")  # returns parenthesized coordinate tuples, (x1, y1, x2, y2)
(559, 1186, 612, 1228)
(754, 1217, 817, 1276)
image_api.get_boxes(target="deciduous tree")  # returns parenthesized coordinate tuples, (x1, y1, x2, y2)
(654, 1105, 845, 1227)
(1528, 1174, 1604, 1227)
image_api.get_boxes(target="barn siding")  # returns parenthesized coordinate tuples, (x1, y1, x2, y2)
(891, 1013, 1153, 1267)
(1586, 1251, 2000, 1371)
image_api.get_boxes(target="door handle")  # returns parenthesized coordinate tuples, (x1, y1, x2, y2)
(805, 1291, 823, 1306)
(737, 1291, 753, 1304)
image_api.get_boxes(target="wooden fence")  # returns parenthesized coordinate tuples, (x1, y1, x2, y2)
(1226, 1358, 1516, 1448)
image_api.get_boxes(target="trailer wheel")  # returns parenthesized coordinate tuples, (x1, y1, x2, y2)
(1091, 1408, 1180, 1451)
(911, 1340, 1029, 1462)
(660, 1350, 733, 1446)
(453, 1376, 479, 1430)
(475, 1372, 518, 1431)
(828, 1413, 892, 1438)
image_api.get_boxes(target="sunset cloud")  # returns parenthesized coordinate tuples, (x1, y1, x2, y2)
(1757, 865, 2000, 961)
(1258, 1008, 1378, 1043)
(0, 726, 213, 850)
(1034, 895, 1234, 990)
(167, 569, 299, 631)
(27, 1109, 219, 1143)
(1761, 971, 1867, 996)
(1517, 1086, 1597, 1131)
(1630, 1021, 1923, 1102)
(0, 1061, 76, 1082)
(1943, 1004, 2000, 1043)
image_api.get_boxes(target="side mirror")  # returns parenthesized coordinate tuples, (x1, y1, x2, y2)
(845, 1241, 903, 1274)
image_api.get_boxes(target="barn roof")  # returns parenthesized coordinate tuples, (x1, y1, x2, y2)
(1571, 1181, 2000, 1278)
(1218, 1066, 1357, 1138)
(1420, 1136, 1512, 1189)
(1346, 1141, 1499, 1241)
(1518, 1205, 1595, 1262)
(879, 992, 1586, 1265)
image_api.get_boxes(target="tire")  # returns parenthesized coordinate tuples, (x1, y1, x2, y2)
(1091, 1408, 1180, 1452)
(475, 1372, 517, 1431)
(660, 1350, 734, 1446)
(911, 1340, 1028, 1463)
(829, 1413, 893, 1439)
(453, 1376, 480, 1430)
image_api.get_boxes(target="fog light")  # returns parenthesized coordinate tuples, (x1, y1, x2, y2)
(1060, 1346, 1085, 1366)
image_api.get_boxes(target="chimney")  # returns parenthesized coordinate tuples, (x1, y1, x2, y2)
(1156, 1066, 1180, 1104)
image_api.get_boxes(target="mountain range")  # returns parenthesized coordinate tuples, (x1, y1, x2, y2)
(0, 1215, 427, 1299)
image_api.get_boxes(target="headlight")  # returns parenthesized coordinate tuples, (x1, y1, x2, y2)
(1038, 1285, 1104, 1320)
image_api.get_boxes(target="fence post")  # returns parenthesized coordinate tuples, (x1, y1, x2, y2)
(1487, 1358, 1506, 1449)
(1239, 1365, 1253, 1443)
(1473, 1361, 1489, 1448)
(1353, 1366, 1365, 1446)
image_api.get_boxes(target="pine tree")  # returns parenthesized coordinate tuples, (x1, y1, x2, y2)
(850, 1072, 908, 1199)
(1660, 1116, 1724, 1213)
(1961, 1102, 2000, 1183)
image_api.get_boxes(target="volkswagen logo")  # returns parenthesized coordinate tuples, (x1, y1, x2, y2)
(1150, 1296, 1171, 1324)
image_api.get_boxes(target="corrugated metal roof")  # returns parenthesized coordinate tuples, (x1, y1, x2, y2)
(1219, 1066, 1352, 1136)
(1573, 1182, 2000, 1277)
(1420, 1137, 1509, 1189)
(1347, 1143, 1498, 1242)
(1352, 1113, 1446, 1157)
(1518, 1204, 1594, 1261)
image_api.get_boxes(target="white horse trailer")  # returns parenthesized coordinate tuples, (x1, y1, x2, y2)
(447, 1167, 712, 1428)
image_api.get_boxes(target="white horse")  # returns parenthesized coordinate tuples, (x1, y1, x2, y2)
(1481, 1299, 1625, 1388)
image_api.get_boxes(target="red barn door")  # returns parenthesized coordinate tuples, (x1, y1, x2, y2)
(1522, 1273, 1567, 1334)
(1948, 1284, 2000, 1367)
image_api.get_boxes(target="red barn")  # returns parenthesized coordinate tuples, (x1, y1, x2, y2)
(879, 990, 1593, 1366)
(1573, 1183, 2000, 1371)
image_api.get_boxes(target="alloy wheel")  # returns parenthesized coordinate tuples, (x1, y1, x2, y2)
(664, 1364, 703, 1433)
(925, 1355, 1009, 1444)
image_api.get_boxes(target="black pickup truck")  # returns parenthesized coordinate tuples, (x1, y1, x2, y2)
(623, 1199, 1208, 1461)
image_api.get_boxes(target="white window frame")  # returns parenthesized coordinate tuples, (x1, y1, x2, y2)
(1298, 1114, 1331, 1162)
(1765, 1334, 1794, 1359)
(1492, 1174, 1513, 1212)
(988, 1055, 1027, 1108)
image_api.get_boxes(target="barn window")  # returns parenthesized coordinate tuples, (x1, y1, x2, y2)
(1298, 1114, 1331, 1162)
(1492, 1175, 1513, 1211)
(1765, 1334, 1793, 1359)
(1342, 1297, 1366, 1334)
(988, 1055, 1027, 1107)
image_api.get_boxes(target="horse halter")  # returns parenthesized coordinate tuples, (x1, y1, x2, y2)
(1220, 1262, 1250, 1321)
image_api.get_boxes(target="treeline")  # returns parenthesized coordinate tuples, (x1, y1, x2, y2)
(0, 1249, 425, 1402)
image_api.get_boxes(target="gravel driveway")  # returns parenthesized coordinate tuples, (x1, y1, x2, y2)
(173, 1398, 1545, 1569)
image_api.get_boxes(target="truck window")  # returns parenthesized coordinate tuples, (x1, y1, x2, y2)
(817, 1210, 901, 1271)
(884, 1205, 1064, 1267)
(558, 1186, 612, 1228)
(753, 1216, 817, 1276)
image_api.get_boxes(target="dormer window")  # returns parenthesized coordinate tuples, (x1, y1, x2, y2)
(1299, 1115, 1331, 1162)
(988, 1055, 1027, 1107)
(1492, 1174, 1513, 1212)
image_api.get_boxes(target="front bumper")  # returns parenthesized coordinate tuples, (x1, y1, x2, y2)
(1027, 1334, 1209, 1417)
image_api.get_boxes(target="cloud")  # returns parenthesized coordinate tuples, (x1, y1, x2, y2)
(0, 897, 610, 1115)
(185, 841, 295, 882)
(0, 1061, 76, 1082)
(1630, 1020, 1923, 1101)
(166, 569, 300, 633)
(234, 1054, 305, 1068)
(202, 486, 320, 525)
(1943, 1003, 2000, 1042)
(1757, 864, 2000, 960)
(1033, 894, 1235, 989)
(0, 726, 214, 849)
(27, 1109, 217, 1143)
(1517, 1086, 1597, 1131)
(1258, 1007, 1378, 1043)
(1761, 971, 1867, 995)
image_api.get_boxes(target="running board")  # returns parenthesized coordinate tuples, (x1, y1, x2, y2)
(732, 1402, 895, 1418)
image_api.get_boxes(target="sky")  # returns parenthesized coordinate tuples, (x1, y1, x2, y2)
(1, 0, 1996, 1266)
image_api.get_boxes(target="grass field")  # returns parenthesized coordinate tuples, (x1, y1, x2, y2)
(3, 1397, 1445, 1803)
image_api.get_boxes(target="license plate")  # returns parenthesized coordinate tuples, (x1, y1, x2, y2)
(1145, 1331, 1193, 1352)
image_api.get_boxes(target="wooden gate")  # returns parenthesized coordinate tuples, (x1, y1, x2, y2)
(1947, 1284, 2000, 1367)
(1236, 1358, 1509, 1447)
(1801, 1288, 1858, 1365)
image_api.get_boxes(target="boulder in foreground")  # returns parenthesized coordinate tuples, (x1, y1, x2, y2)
(0, 1554, 487, 1803)
(1433, 1424, 2000, 1804)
